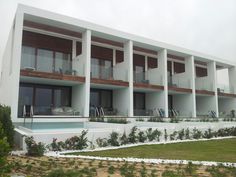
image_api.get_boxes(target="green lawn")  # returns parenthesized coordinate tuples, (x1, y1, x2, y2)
(68, 138, 236, 163)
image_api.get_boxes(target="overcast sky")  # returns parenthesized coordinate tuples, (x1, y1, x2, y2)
(0, 0, 235, 84)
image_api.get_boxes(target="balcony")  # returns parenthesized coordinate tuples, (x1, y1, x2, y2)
(133, 71, 164, 90)
(217, 84, 236, 98)
(90, 64, 128, 87)
(20, 46, 85, 83)
(195, 78, 214, 95)
(168, 76, 191, 93)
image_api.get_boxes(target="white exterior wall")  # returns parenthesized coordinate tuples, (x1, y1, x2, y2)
(229, 66, 236, 94)
(71, 85, 86, 116)
(173, 94, 193, 117)
(0, 23, 14, 107)
(113, 89, 129, 116)
(0, 10, 24, 122)
(1, 5, 236, 122)
(195, 61, 219, 117)
(218, 98, 236, 114)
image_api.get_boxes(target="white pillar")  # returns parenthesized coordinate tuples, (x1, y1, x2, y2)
(82, 30, 91, 117)
(185, 56, 196, 117)
(158, 49, 168, 117)
(207, 61, 219, 117)
(11, 10, 24, 122)
(124, 40, 133, 117)
(229, 66, 236, 94)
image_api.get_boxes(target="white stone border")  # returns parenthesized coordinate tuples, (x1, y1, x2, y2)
(42, 136, 236, 167)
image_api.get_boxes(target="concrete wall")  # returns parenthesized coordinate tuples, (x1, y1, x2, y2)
(172, 94, 193, 117)
(113, 88, 129, 116)
(218, 98, 236, 114)
(196, 96, 216, 115)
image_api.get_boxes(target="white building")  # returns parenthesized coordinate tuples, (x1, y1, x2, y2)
(1, 4, 236, 123)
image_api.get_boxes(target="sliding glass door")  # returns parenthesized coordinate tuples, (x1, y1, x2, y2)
(18, 83, 71, 116)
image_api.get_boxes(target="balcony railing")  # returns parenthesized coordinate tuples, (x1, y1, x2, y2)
(168, 76, 190, 89)
(21, 57, 80, 76)
(217, 84, 234, 94)
(91, 64, 128, 81)
(133, 71, 163, 85)
(195, 79, 213, 91)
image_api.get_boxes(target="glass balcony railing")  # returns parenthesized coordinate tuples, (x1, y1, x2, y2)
(168, 76, 190, 89)
(195, 79, 213, 91)
(21, 57, 81, 76)
(217, 84, 234, 94)
(91, 64, 128, 81)
(133, 71, 163, 85)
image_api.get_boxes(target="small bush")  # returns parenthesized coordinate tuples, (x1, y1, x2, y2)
(120, 131, 129, 145)
(138, 131, 147, 143)
(107, 118, 128, 124)
(108, 131, 120, 146)
(0, 124, 11, 176)
(25, 136, 46, 156)
(128, 126, 138, 143)
(192, 128, 202, 139)
(0, 105, 14, 147)
(96, 138, 108, 147)
(203, 128, 214, 139)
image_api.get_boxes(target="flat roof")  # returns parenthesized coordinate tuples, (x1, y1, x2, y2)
(17, 4, 235, 68)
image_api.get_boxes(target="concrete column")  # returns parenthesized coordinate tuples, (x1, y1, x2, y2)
(185, 56, 196, 117)
(145, 56, 148, 71)
(82, 30, 91, 117)
(11, 10, 24, 122)
(124, 40, 133, 117)
(158, 49, 168, 117)
(229, 66, 236, 94)
(72, 40, 76, 59)
(207, 61, 219, 117)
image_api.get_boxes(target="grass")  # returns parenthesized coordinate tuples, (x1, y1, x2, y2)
(69, 138, 236, 163)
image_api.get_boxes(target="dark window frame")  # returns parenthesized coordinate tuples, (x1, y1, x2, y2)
(90, 88, 113, 108)
(18, 83, 72, 116)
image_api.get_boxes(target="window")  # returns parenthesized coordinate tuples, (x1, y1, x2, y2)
(21, 46, 35, 69)
(37, 49, 53, 72)
(18, 86, 33, 117)
(18, 84, 71, 116)
(134, 92, 145, 109)
(90, 89, 112, 108)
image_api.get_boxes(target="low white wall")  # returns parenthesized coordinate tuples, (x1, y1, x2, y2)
(15, 121, 236, 150)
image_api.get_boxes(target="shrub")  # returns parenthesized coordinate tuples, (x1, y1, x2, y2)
(25, 136, 46, 156)
(192, 128, 202, 139)
(177, 129, 185, 140)
(146, 128, 162, 142)
(148, 117, 163, 122)
(128, 126, 138, 143)
(47, 138, 66, 151)
(0, 124, 11, 176)
(89, 117, 104, 122)
(138, 131, 147, 143)
(96, 138, 108, 147)
(107, 118, 128, 124)
(120, 131, 129, 145)
(64, 130, 88, 150)
(185, 128, 190, 139)
(0, 105, 14, 147)
(108, 165, 115, 174)
(164, 129, 168, 141)
(203, 128, 214, 139)
(108, 131, 120, 146)
(170, 131, 178, 141)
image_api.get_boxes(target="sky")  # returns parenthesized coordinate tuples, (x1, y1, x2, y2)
(0, 0, 235, 84)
